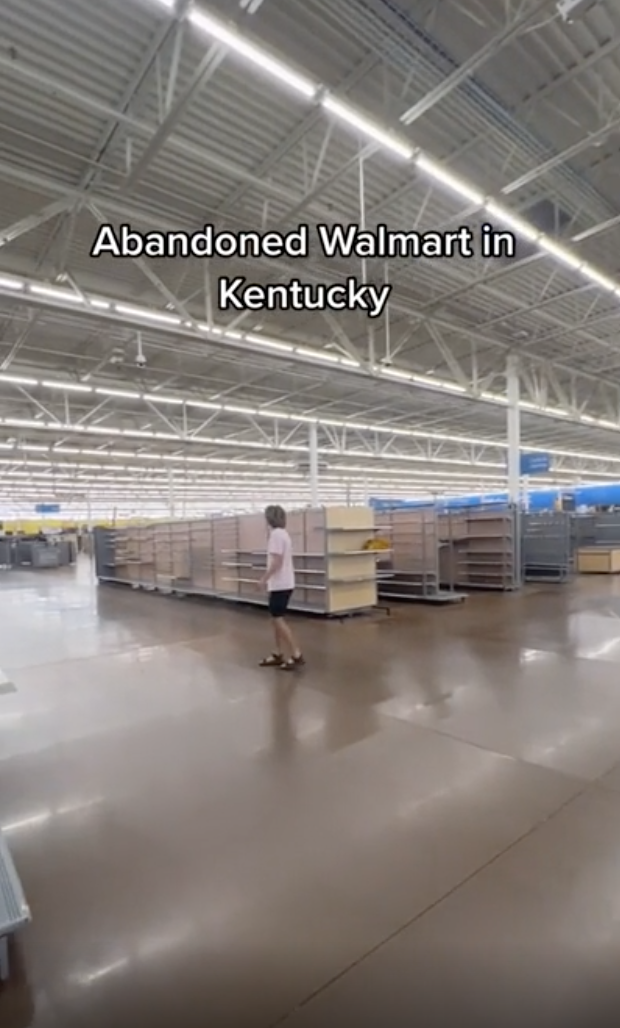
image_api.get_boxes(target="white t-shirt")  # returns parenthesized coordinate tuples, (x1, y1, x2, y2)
(267, 527, 295, 592)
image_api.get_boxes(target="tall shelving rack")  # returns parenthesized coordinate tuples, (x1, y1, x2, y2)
(94, 506, 377, 616)
(374, 507, 442, 601)
(521, 512, 572, 582)
(438, 506, 520, 591)
(323, 505, 378, 614)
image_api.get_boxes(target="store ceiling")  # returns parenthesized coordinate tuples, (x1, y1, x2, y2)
(1, 0, 620, 511)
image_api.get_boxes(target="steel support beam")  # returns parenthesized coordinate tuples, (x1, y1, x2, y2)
(0, 199, 71, 248)
(2, 267, 620, 435)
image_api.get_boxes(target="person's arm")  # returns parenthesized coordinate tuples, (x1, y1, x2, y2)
(259, 534, 284, 588)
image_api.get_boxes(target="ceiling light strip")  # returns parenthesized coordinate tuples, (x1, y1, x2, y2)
(0, 364, 619, 465)
(188, 8, 319, 98)
(1, 271, 616, 435)
(180, 5, 620, 294)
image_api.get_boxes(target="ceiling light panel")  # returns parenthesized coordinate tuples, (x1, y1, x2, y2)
(188, 9, 318, 98)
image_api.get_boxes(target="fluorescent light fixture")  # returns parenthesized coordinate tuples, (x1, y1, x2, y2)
(0, 373, 38, 386)
(223, 404, 257, 415)
(115, 305, 181, 325)
(143, 394, 184, 405)
(416, 154, 484, 205)
(381, 368, 413, 381)
(480, 390, 507, 403)
(96, 388, 142, 399)
(196, 322, 223, 336)
(245, 334, 293, 352)
(0, 276, 24, 290)
(3, 418, 43, 428)
(296, 347, 340, 363)
(580, 264, 617, 291)
(42, 381, 92, 393)
(322, 96, 413, 159)
(30, 285, 83, 302)
(185, 400, 222, 411)
(189, 10, 318, 98)
(538, 236, 582, 269)
(485, 202, 539, 242)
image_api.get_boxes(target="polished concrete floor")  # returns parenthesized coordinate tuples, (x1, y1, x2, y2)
(3, 562, 620, 1025)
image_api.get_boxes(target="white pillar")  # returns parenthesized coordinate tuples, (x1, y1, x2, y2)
(168, 469, 176, 519)
(506, 355, 520, 505)
(309, 422, 319, 506)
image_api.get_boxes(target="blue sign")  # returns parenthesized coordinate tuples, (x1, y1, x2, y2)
(520, 452, 550, 476)
(35, 503, 61, 514)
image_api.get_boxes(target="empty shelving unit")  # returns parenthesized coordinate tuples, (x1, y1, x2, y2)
(374, 507, 449, 602)
(216, 506, 377, 614)
(323, 505, 378, 614)
(438, 506, 520, 591)
(521, 512, 572, 582)
(94, 506, 377, 616)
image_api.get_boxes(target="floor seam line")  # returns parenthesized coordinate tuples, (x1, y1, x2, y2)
(268, 782, 591, 1028)
(377, 712, 590, 787)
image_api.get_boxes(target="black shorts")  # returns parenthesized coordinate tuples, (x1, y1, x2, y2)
(268, 589, 293, 618)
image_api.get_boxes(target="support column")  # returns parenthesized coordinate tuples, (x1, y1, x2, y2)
(359, 155, 375, 365)
(168, 469, 176, 519)
(506, 355, 520, 505)
(309, 421, 319, 507)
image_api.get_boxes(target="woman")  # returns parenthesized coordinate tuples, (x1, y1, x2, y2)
(258, 505, 305, 671)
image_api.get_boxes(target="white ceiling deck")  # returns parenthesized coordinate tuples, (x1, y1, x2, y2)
(1, 0, 620, 512)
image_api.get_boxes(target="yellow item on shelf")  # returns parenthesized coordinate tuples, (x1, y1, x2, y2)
(362, 538, 390, 551)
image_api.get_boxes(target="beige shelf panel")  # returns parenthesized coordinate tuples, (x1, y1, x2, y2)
(577, 547, 620, 574)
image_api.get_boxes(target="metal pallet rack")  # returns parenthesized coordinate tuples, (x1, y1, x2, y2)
(521, 512, 573, 582)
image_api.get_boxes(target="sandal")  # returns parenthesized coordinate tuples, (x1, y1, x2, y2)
(259, 653, 284, 667)
(279, 655, 305, 672)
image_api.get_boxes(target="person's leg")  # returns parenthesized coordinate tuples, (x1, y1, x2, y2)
(260, 593, 303, 669)
(259, 594, 285, 665)
(278, 618, 301, 660)
(278, 593, 304, 670)
(272, 616, 285, 655)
